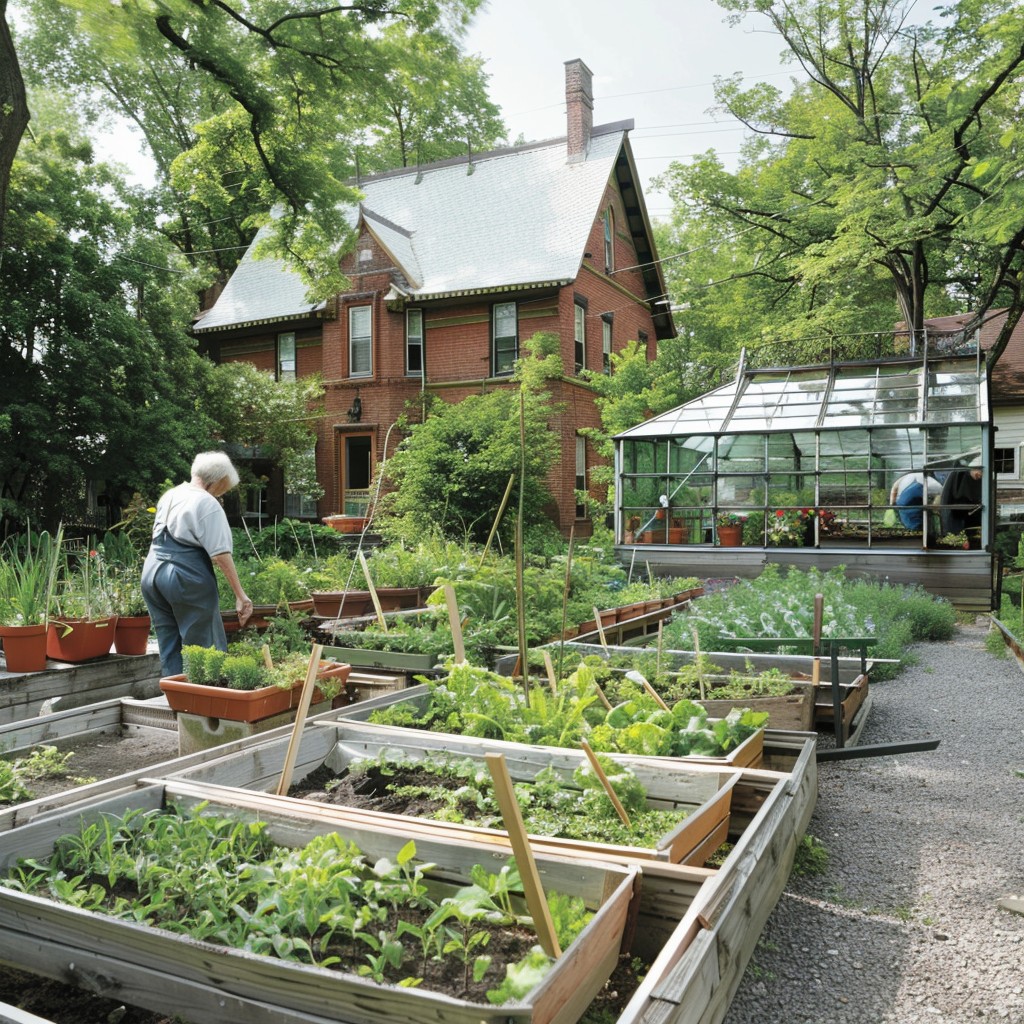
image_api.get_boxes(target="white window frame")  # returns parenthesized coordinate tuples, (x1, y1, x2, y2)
(603, 207, 614, 272)
(993, 445, 1018, 478)
(492, 301, 518, 376)
(348, 306, 372, 378)
(575, 435, 587, 519)
(406, 308, 424, 377)
(602, 315, 612, 375)
(277, 331, 296, 381)
(574, 303, 586, 374)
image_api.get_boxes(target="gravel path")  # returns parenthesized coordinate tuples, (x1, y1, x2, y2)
(724, 619, 1024, 1024)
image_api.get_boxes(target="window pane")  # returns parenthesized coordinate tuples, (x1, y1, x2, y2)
(406, 309, 423, 375)
(493, 302, 517, 375)
(349, 307, 372, 377)
(278, 332, 296, 381)
(574, 304, 585, 373)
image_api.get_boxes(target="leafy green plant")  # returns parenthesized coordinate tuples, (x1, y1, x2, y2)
(0, 526, 65, 627)
(0, 746, 91, 806)
(791, 834, 829, 877)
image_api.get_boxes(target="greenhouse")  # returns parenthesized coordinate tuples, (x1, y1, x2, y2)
(614, 348, 994, 610)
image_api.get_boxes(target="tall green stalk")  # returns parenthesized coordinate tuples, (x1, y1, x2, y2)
(516, 391, 528, 698)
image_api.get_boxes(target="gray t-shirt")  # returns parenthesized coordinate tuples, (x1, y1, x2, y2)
(153, 483, 233, 557)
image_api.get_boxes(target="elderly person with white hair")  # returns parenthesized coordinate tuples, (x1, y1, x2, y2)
(142, 452, 253, 676)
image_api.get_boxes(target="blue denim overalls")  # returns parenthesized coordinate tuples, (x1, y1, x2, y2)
(141, 528, 227, 677)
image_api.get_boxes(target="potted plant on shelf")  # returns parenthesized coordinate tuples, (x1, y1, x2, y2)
(622, 515, 641, 544)
(0, 526, 64, 674)
(99, 532, 152, 656)
(160, 645, 351, 723)
(667, 514, 689, 544)
(715, 512, 748, 547)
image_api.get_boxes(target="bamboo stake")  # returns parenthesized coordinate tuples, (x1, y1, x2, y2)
(358, 551, 387, 632)
(812, 592, 824, 688)
(580, 739, 631, 828)
(443, 584, 466, 664)
(515, 392, 529, 698)
(592, 683, 613, 710)
(542, 650, 558, 696)
(479, 474, 516, 570)
(261, 644, 273, 671)
(276, 644, 323, 796)
(626, 669, 670, 711)
(557, 525, 575, 685)
(484, 753, 562, 959)
(593, 606, 609, 651)
(656, 620, 664, 683)
(692, 629, 706, 701)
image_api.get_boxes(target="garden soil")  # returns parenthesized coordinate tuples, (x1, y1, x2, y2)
(1, 617, 1022, 1024)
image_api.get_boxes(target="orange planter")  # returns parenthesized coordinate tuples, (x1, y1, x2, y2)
(113, 615, 151, 656)
(46, 616, 117, 663)
(322, 516, 369, 534)
(0, 623, 48, 674)
(159, 660, 351, 722)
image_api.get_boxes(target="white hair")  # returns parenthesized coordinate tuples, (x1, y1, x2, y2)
(191, 451, 239, 489)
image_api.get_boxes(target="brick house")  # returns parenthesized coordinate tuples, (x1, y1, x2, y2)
(192, 59, 673, 535)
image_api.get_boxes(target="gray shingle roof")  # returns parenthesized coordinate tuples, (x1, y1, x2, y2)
(194, 128, 626, 333)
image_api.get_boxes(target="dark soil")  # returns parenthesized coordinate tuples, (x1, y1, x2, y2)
(290, 760, 457, 816)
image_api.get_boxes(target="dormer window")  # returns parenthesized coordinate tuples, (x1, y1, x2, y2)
(603, 208, 614, 272)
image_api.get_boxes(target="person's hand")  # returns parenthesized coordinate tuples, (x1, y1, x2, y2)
(237, 594, 254, 627)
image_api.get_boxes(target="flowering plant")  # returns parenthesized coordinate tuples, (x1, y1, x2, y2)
(937, 531, 969, 549)
(766, 508, 812, 546)
(715, 511, 749, 527)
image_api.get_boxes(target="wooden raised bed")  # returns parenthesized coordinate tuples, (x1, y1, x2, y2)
(329, 683, 766, 770)
(165, 721, 740, 867)
(0, 783, 637, 1024)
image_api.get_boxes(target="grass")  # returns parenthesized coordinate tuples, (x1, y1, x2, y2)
(790, 834, 829, 878)
(985, 628, 1009, 659)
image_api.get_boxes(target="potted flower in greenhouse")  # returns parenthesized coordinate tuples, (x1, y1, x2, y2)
(0, 526, 64, 674)
(765, 509, 810, 547)
(715, 512, 747, 547)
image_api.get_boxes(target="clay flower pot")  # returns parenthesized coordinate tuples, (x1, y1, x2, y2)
(0, 623, 49, 674)
(46, 616, 117, 663)
(113, 615, 151, 656)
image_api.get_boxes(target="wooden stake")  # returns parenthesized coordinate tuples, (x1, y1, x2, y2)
(593, 606, 609, 651)
(626, 669, 670, 711)
(592, 683, 613, 709)
(812, 592, 823, 688)
(261, 644, 273, 671)
(358, 551, 387, 632)
(580, 740, 631, 828)
(444, 584, 466, 664)
(656, 620, 664, 682)
(693, 629, 706, 701)
(484, 753, 562, 959)
(542, 650, 558, 696)
(479, 474, 516, 569)
(276, 644, 323, 796)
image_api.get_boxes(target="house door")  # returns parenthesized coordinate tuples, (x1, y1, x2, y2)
(340, 433, 374, 516)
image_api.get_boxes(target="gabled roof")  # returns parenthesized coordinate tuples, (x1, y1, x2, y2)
(194, 123, 668, 333)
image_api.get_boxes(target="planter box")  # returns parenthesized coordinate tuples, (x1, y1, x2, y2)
(0, 782, 637, 1024)
(168, 721, 740, 867)
(322, 644, 441, 673)
(693, 681, 816, 733)
(332, 685, 766, 769)
(322, 515, 369, 534)
(313, 589, 425, 617)
(159, 660, 350, 723)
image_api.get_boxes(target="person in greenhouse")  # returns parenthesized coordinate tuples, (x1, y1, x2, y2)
(889, 472, 942, 529)
(141, 451, 254, 676)
(939, 456, 984, 542)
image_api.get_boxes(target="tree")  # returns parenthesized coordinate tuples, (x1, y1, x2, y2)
(6, 0, 497, 293)
(202, 361, 326, 500)
(660, 0, 1024, 364)
(379, 335, 563, 543)
(0, 98, 216, 534)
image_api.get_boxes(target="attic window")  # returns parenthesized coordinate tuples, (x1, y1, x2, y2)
(603, 208, 614, 272)
(358, 250, 373, 262)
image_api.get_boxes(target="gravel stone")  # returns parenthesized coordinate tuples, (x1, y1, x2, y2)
(724, 619, 1024, 1024)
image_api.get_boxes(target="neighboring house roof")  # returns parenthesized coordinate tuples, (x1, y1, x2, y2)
(194, 123, 665, 333)
(921, 310, 1024, 405)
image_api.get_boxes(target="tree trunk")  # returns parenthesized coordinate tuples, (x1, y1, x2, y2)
(0, 2, 30, 257)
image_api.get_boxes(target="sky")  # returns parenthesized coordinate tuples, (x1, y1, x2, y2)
(462, 0, 795, 220)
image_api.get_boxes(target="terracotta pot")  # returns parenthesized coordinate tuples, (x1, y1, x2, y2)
(46, 616, 117, 663)
(322, 516, 369, 534)
(159, 660, 351, 723)
(113, 615, 151, 656)
(667, 526, 688, 544)
(0, 623, 48, 674)
(717, 524, 743, 547)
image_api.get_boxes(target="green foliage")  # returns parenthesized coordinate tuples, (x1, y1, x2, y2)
(0, 525, 64, 626)
(7, 805, 581, 1004)
(0, 745, 86, 806)
(181, 645, 227, 686)
(673, 564, 956, 680)
(791, 834, 829, 878)
(378, 336, 563, 544)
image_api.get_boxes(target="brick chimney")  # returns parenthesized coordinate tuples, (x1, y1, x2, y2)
(565, 58, 593, 163)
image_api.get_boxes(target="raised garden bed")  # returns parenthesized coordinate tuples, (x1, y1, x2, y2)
(0, 782, 637, 1024)
(167, 721, 740, 866)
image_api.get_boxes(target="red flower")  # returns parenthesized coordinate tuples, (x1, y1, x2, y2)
(775, 509, 785, 518)
(89, 550, 98, 557)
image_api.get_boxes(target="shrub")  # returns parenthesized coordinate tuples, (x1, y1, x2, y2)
(221, 655, 267, 691)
